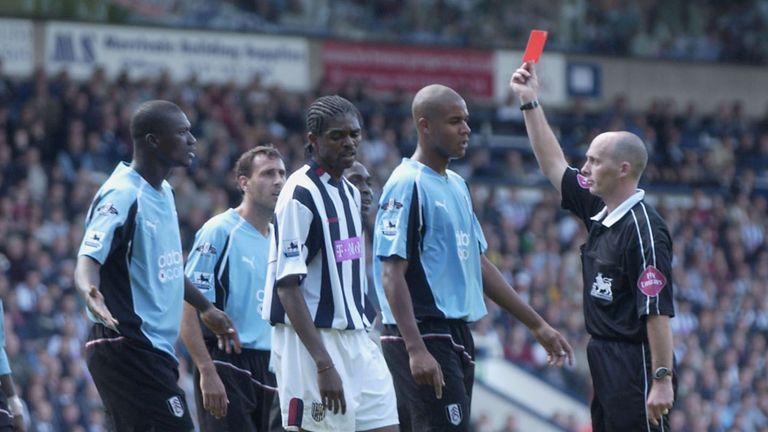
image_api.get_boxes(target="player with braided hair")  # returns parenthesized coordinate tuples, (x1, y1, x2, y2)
(263, 95, 398, 431)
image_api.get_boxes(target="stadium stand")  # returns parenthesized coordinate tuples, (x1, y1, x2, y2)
(1, 2, 768, 431)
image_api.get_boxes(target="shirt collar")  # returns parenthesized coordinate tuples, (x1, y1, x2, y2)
(590, 189, 645, 227)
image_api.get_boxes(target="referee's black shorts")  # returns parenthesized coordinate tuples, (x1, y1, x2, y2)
(194, 342, 282, 432)
(85, 324, 194, 432)
(587, 337, 677, 432)
(0, 389, 13, 432)
(381, 319, 475, 432)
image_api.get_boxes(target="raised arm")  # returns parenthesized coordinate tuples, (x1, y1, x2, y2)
(509, 62, 569, 192)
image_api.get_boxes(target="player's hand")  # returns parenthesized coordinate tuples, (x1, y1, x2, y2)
(646, 379, 674, 427)
(409, 346, 445, 399)
(85, 286, 119, 331)
(317, 363, 346, 415)
(200, 307, 242, 354)
(8, 395, 25, 432)
(199, 363, 229, 419)
(532, 323, 573, 367)
(509, 62, 539, 103)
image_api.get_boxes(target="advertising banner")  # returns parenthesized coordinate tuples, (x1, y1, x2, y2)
(322, 41, 494, 99)
(45, 22, 310, 90)
(0, 19, 35, 77)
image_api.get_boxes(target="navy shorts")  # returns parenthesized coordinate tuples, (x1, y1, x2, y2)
(381, 319, 475, 432)
(587, 337, 677, 432)
(85, 325, 194, 432)
(194, 342, 282, 432)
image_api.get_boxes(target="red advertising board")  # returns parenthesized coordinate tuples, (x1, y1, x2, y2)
(322, 41, 494, 99)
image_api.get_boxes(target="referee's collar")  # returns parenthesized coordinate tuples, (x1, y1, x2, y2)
(590, 189, 645, 227)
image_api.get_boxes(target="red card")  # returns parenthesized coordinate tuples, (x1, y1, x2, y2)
(523, 30, 548, 63)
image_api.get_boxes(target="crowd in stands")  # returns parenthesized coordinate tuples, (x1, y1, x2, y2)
(79, 0, 768, 65)
(1, 61, 768, 431)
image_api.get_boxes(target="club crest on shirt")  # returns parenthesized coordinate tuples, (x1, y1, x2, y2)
(311, 401, 325, 422)
(194, 242, 217, 256)
(590, 272, 613, 301)
(577, 173, 590, 189)
(638, 265, 667, 296)
(166, 395, 185, 418)
(445, 403, 462, 426)
(381, 218, 398, 237)
(96, 202, 119, 216)
(381, 198, 403, 211)
(84, 230, 105, 249)
(283, 239, 300, 258)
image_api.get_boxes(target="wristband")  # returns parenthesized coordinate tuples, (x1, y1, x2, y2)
(520, 100, 540, 111)
(317, 363, 334, 373)
(7, 395, 23, 416)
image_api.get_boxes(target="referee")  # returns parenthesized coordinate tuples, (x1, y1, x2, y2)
(511, 62, 676, 431)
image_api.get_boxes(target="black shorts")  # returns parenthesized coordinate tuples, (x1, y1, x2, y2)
(587, 338, 677, 432)
(85, 325, 194, 432)
(0, 389, 13, 432)
(194, 342, 283, 432)
(381, 320, 475, 432)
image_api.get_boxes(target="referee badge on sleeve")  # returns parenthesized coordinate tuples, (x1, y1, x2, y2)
(638, 265, 667, 296)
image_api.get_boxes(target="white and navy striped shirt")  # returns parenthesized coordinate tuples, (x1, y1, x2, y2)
(262, 162, 370, 330)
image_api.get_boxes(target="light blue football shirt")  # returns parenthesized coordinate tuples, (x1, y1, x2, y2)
(185, 209, 272, 350)
(373, 158, 488, 324)
(78, 162, 185, 360)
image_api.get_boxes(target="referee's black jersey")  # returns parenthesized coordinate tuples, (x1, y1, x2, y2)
(561, 167, 675, 343)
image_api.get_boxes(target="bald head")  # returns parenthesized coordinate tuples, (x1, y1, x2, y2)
(600, 131, 648, 180)
(411, 84, 464, 122)
(130, 100, 184, 144)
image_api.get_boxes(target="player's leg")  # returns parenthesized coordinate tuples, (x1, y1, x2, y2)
(85, 325, 194, 432)
(381, 324, 471, 432)
(352, 331, 398, 432)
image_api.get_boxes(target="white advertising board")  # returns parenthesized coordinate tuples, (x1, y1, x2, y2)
(0, 19, 35, 77)
(494, 50, 567, 106)
(45, 21, 310, 90)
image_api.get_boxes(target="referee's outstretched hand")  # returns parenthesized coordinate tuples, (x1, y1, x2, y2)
(200, 307, 242, 354)
(410, 347, 445, 399)
(532, 324, 574, 368)
(318, 364, 346, 415)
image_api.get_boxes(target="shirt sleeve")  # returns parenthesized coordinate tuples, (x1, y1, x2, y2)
(77, 188, 135, 264)
(0, 301, 11, 375)
(560, 167, 605, 227)
(274, 195, 314, 282)
(185, 222, 227, 302)
(374, 178, 417, 260)
(625, 208, 676, 318)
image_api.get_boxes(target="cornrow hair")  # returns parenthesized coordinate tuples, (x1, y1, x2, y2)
(305, 95, 363, 158)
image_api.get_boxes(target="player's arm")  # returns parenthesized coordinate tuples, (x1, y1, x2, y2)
(74, 255, 119, 331)
(0, 306, 25, 432)
(0, 374, 24, 432)
(184, 277, 241, 354)
(381, 257, 445, 399)
(509, 62, 568, 192)
(276, 275, 346, 415)
(646, 315, 674, 426)
(480, 255, 573, 366)
(180, 303, 228, 419)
